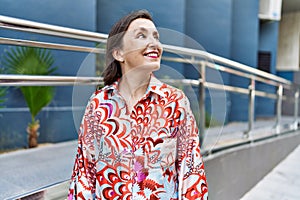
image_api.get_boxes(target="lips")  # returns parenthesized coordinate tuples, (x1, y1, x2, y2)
(144, 51, 159, 59)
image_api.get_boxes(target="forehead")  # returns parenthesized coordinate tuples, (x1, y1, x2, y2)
(127, 18, 157, 32)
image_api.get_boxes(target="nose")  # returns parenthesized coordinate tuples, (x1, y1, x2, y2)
(147, 36, 162, 50)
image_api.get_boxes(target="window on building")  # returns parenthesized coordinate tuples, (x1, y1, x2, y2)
(258, 51, 272, 73)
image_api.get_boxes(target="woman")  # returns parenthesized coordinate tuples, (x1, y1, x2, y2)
(69, 10, 208, 200)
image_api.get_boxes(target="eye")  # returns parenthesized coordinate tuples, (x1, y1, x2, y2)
(153, 32, 160, 41)
(137, 33, 146, 39)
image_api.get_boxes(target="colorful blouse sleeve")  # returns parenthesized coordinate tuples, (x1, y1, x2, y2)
(177, 96, 208, 200)
(68, 97, 98, 200)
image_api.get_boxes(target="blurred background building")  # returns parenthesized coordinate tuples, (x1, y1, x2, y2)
(1, 0, 299, 150)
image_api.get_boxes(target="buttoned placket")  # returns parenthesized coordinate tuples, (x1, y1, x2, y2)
(115, 86, 156, 192)
(106, 76, 167, 198)
(111, 88, 139, 191)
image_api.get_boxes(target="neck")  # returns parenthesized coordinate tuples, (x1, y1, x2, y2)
(119, 67, 152, 102)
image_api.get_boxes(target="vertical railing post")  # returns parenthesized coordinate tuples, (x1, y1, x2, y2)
(275, 84, 283, 134)
(199, 61, 206, 147)
(246, 77, 255, 138)
(293, 88, 299, 130)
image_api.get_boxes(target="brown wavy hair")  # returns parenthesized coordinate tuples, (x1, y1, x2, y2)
(102, 10, 153, 86)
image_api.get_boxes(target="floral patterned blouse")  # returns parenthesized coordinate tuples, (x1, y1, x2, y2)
(68, 75, 208, 200)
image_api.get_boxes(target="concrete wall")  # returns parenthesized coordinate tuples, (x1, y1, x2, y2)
(293, 71, 300, 84)
(281, 71, 300, 116)
(276, 11, 300, 116)
(277, 12, 300, 71)
(204, 131, 300, 200)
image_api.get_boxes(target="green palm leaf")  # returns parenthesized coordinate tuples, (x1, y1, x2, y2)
(3, 46, 57, 122)
(0, 87, 7, 107)
(0, 68, 8, 108)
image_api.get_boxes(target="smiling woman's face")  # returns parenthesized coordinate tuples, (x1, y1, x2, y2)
(118, 18, 163, 74)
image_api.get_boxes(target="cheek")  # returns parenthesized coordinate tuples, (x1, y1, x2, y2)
(125, 40, 146, 53)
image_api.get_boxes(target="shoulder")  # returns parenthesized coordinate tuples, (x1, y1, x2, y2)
(93, 84, 114, 99)
(86, 85, 113, 110)
(159, 81, 188, 102)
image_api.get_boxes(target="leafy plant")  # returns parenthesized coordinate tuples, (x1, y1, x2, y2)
(0, 87, 7, 108)
(2, 46, 57, 147)
(0, 68, 8, 108)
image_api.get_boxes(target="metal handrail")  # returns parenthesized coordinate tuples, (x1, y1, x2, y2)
(0, 74, 103, 86)
(162, 44, 292, 86)
(0, 15, 108, 42)
(0, 73, 286, 100)
(0, 15, 299, 146)
(1, 14, 300, 200)
(0, 15, 293, 87)
(0, 37, 104, 53)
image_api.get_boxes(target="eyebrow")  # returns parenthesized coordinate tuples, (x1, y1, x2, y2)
(134, 27, 159, 36)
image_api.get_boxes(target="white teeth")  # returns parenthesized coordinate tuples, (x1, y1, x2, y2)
(146, 53, 158, 57)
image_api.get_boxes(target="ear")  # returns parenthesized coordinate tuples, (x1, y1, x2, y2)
(112, 48, 125, 63)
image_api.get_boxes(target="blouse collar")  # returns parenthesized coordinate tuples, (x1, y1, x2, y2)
(104, 74, 166, 98)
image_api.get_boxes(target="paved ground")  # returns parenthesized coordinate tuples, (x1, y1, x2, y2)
(0, 141, 77, 200)
(241, 144, 300, 200)
(202, 116, 296, 152)
(0, 116, 299, 199)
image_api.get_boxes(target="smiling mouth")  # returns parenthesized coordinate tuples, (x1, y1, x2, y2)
(144, 51, 159, 59)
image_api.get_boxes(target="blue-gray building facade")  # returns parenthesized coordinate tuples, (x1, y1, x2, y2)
(96, 0, 280, 121)
(0, 0, 283, 150)
(0, 0, 97, 149)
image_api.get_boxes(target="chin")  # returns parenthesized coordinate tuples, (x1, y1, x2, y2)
(139, 63, 160, 72)
(152, 64, 160, 71)
(149, 61, 160, 70)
